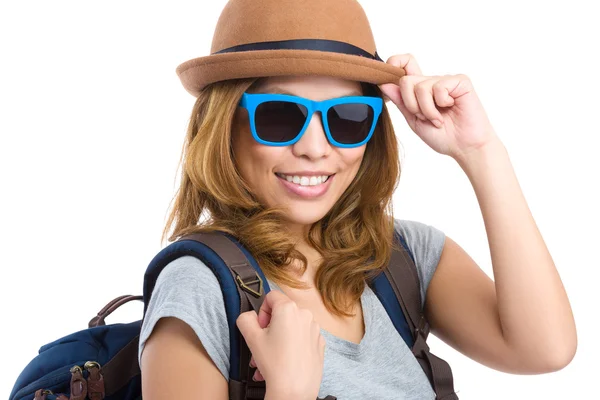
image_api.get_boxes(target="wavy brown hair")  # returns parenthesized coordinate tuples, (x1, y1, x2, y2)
(162, 78, 402, 317)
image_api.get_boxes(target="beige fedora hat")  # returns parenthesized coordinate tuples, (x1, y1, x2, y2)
(175, 0, 406, 97)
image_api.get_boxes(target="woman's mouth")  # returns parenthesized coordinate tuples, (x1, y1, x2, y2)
(274, 173, 335, 198)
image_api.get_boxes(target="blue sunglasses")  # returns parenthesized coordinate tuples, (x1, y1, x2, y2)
(239, 93, 383, 148)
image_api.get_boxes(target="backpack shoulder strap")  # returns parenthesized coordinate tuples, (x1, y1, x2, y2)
(143, 232, 336, 400)
(142, 231, 268, 400)
(378, 231, 459, 400)
(386, 232, 424, 337)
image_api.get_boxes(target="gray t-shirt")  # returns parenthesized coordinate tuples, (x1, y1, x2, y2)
(139, 219, 445, 400)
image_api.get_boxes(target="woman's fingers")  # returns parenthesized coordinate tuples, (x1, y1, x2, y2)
(257, 289, 292, 327)
(386, 54, 423, 76)
(398, 75, 431, 118)
(236, 311, 260, 344)
(253, 367, 265, 382)
(250, 355, 265, 381)
(432, 79, 456, 107)
(257, 300, 272, 329)
(238, 291, 293, 349)
(380, 54, 427, 124)
(415, 80, 444, 127)
(236, 290, 325, 397)
(381, 52, 450, 128)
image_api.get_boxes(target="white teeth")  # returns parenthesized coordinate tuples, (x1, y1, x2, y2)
(277, 173, 331, 186)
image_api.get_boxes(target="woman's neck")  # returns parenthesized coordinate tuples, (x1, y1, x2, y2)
(283, 222, 323, 286)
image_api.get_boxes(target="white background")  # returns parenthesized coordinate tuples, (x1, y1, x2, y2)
(1, 1, 598, 398)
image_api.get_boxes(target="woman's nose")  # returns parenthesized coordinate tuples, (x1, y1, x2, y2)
(291, 111, 332, 159)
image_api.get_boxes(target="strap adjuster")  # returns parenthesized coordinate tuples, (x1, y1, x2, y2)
(235, 272, 263, 298)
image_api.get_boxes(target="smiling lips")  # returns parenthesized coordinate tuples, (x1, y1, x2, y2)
(275, 172, 335, 198)
(275, 173, 332, 186)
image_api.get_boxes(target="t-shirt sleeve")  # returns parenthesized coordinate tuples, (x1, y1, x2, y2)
(138, 255, 231, 381)
(393, 219, 446, 309)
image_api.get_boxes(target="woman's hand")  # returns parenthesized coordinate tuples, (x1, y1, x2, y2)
(236, 290, 325, 399)
(379, 54, 500, 163)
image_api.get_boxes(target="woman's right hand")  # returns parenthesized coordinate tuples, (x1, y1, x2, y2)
(236, 290, 326, 400)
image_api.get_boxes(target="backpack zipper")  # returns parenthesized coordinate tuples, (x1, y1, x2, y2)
(12, 361, 102, 400)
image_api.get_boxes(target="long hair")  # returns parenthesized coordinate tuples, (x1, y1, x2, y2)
(162, 78, 402, 317)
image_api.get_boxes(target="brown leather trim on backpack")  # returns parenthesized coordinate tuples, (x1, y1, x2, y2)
(69, 366, 87, 400)
(85, 362, 106, 400)
(33, 390, 69, 400)
(102, 336, 141, 396)
(88, 295, 144, 328)
(385, 239, 458, 399)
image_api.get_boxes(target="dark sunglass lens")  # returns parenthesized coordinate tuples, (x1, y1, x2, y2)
(255, 101, 308, 143)
(327, 103, 374, 145)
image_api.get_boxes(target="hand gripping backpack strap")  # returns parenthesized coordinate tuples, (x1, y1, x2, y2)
(178, 232, 337, 400)
(386, 234, 458, 400)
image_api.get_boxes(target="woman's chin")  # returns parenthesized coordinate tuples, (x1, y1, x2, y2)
(282, 208, 330, 228)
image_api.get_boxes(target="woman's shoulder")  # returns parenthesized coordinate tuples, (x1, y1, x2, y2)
(392, 218, 446, 307)
(139, 255, 231, 380)
(152, 255, 222, 293)
(393, 218, 444, 241)
(143, 255, 228, 325)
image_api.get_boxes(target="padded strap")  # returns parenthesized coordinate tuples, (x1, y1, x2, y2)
(178, 232, 267, 400)
(181, 233, 265, 313)
(385, 240, 422, 336)
(386, 234, 458, 399)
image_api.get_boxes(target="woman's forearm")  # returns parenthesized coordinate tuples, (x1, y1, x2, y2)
(455, 136, 577, 370)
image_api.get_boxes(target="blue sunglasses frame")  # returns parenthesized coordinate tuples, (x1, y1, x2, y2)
(239, 92, 383, 148)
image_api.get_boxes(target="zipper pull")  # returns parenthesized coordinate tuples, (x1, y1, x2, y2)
(85, 361, 106, 400)
(33, 389, 51, 400)
(69, 365, 87, 400)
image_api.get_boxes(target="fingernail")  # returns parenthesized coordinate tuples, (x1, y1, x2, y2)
(432, 119, 443, 128)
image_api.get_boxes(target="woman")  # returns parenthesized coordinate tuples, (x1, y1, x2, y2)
(138, 0, 577, 399)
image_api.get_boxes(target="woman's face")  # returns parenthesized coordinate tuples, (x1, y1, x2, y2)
(232, 76, 368, 232)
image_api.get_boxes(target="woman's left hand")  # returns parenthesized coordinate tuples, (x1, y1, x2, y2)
(379, 54, 499, 162)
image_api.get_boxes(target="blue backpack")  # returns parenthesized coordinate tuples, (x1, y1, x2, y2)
(9, 231, 456, 400)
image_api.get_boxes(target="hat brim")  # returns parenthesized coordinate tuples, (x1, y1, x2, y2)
(176, 49, 406, 97)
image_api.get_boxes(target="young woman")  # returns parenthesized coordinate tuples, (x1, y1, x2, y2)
(138, 0, 577, 399)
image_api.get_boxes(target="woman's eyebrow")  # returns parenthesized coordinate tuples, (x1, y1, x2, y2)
(261, 87, 294, 95)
